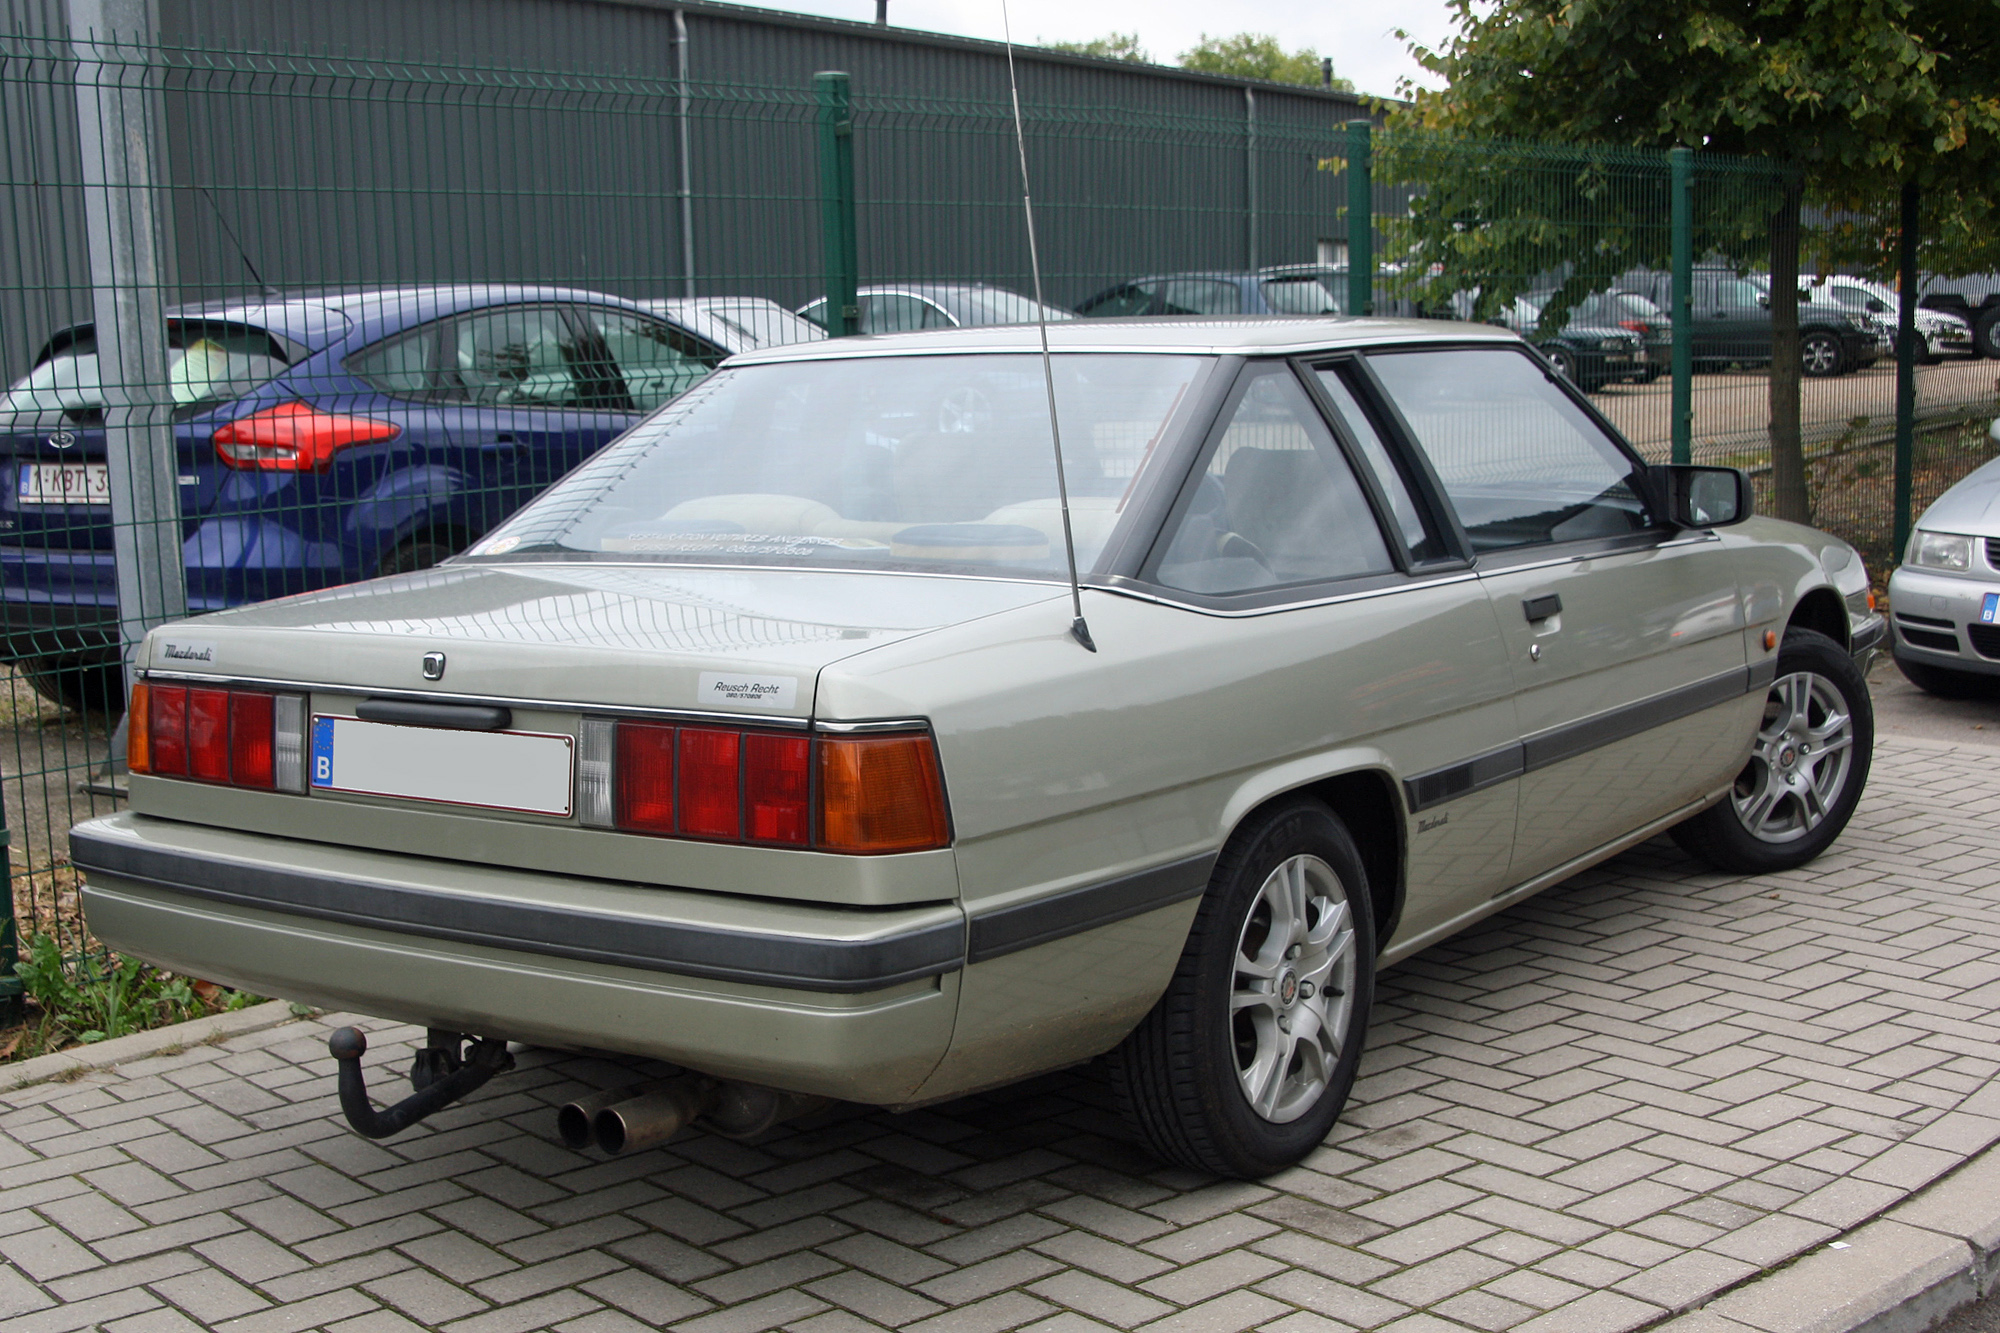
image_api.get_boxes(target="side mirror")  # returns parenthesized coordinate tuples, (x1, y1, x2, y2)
(1652, 465, 1751, 528)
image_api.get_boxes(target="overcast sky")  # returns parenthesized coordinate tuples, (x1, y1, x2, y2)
(736, 1, 1456, 101)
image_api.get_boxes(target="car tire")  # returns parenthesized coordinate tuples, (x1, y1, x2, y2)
(1670, 628, 1872, 874)
(1976, 309, 2000, 360)
(375, 534, 458, 579)
(1894, 653, 2000, 700)
(1107, 797, 1374, 1179)
(1800, 332, 1845, 377)
(1544, 347, 1578, 383)
(19, 654, 124, 717)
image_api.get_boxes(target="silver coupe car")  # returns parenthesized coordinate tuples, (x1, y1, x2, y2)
(1888, 417, 2000, 695)
(72, 318, 1882, 1177)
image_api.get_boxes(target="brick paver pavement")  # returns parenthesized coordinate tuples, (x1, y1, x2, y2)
(6, 736, 2000, 1333)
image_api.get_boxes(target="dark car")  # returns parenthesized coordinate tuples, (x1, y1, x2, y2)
(0, 286, 730, 710)
(1503, 292, 1655, 391)
(1616, 268, 1879, 376)
(1074, 266, 1359, 318)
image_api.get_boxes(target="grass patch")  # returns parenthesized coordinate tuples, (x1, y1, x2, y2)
(3, 932, 263, 1063)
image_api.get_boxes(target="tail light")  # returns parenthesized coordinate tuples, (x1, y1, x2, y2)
(582, 722, 948, 853)
(129, 679, 305, 791)
(1620, 319, 1649, 334)
(213, 401, 400, 471)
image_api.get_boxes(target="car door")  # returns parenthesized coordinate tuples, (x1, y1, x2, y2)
(1363, 345, 1754, 887)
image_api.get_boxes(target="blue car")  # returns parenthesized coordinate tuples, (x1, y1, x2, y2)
(0, 285, 732, 710)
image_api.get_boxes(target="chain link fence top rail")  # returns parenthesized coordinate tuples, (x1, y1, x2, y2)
(2, 29, 1997, 976)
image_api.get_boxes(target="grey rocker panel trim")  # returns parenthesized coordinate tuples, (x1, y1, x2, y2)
(69, 827, 965, 994)
(1404, 663, 1767, 814)
(967, 853, 1218, 964)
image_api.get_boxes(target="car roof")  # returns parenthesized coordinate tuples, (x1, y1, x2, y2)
(725, 315, 1521, 365)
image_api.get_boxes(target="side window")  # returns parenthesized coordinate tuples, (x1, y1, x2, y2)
(1261, 277, 1342, 315)
(1152, 366, 1393, 595)
(448, 307, 590, 409)
(864, 295, 951, 333)
(1154, 280, 1243, 316)
(1719, 279, 1763, 309)
(1366, 348, 1650, 552)
(1312, 365, 1443, 562)
(1079, 283, 1157, 318)
(347, 327, 440, 398)
(576, 308, 722, 412)
(798, 298, 829, 329)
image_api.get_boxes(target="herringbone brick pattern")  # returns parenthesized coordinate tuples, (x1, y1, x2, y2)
(6, 738, 1999, 1333)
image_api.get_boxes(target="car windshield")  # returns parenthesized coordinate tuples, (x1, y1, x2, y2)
(470, 353, 1208, 577)
(1, 322, 292, 421)
(941, 289, 1075, 326)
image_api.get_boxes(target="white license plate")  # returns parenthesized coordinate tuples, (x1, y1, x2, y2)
(17, 462, 110, 505)
(309, 715, 574, 816)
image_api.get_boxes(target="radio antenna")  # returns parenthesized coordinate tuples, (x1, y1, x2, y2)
(1000, 1, 1095, 652)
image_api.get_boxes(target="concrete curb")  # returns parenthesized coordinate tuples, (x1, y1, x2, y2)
(2, 998, 300, 1090)
(1659, 1139, 2000, 1333)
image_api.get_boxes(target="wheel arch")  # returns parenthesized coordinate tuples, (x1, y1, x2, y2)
(1215, 756, 1405, 954)
(1788, 585, 1850, 650)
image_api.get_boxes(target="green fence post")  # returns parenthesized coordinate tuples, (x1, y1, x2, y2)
(814, 71, 859, 337)
(1893, 180, 1919, 561)
(1345, 120, 1372, 317)
(1670, 147, 1693, 467)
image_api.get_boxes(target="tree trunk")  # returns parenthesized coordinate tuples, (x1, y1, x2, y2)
(1767, 173, 1810, 523)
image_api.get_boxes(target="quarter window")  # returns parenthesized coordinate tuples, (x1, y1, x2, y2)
(1366, 348, 1650, 551)
(348, 328, 439, 398)
(1153, 366, 1393, 595)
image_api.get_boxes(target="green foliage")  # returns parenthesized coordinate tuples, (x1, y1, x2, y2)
(11, 932, 247, 1048)
(1043, 32, 1151, 64)
(1177, 33, 1352, 91)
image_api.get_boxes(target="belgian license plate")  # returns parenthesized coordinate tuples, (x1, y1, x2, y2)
(1983, 593, 1999, 624)
(309, 715, 574, 816)
(17, 462, 110, 505)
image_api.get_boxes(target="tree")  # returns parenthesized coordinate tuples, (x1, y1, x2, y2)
(1043, 33, 1151, 64)
(1178, 33, 1354, 91)
(1395, 0, 2000, 523)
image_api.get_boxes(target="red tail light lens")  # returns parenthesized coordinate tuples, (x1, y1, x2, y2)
(818, 735, 950, 853)
(213, 401, 401, 471)
(745, 734, 810, 846)
(231, 691, 276, 789)
(148, 684, 189, 776)
(187, 688, 232, 781)
(1620, 319, 1648, 334)
(614, 722, 676, 832)
(678, 727, 741, 839)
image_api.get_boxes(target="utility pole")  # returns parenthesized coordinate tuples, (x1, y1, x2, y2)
(875, 0, 888, 24)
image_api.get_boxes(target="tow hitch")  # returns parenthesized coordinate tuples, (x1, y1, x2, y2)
(328, 1027, 514, 1139)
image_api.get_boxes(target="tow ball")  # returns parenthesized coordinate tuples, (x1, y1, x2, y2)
(327, 1027, 514, 1139)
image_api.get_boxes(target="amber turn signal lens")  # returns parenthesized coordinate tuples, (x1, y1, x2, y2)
(1763, 629, 1778, 651)
(817, 734, 949, 853)
(126, 680, 152, 774)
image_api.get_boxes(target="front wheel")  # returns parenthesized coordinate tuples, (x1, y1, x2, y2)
(1108, 798, 1374, 1178)
(1801, 332, 1846, 377)
(1671, 628, 1872, 873)
(1544, 347, 1578, 383)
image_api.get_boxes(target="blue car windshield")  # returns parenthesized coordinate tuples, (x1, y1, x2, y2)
(469, 353, 1209, 577)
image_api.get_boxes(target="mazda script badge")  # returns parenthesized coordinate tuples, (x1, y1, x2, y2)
(421, 651, 446, 681)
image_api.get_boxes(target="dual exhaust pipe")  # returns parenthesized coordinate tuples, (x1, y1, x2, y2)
(558, 1074, 825, 1154)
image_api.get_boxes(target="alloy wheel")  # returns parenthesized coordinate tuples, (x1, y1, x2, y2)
(1801, 335, 1842, 376)
(1731, 670, 1856, 844)
(1231, 854, 1357, 1123)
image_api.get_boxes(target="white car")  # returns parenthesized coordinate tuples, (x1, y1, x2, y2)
(1888, 417, 2000, 695)
(1802, 275, 1974, 363)
(643, 297, 825, 352)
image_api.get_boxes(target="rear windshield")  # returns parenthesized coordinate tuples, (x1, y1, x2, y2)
(0, 321, 295, 423)
(468, 353, 1208, 578)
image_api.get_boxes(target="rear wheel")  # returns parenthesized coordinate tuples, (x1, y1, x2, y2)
(1108, 798, 1374, 1178)
(1801, 332, 1845, 377)
(18, 655, 123, 717)
(1894, 653, 2000, 700)
(1976, 309, 2000, 360)
(1671, 629, 1871, 873)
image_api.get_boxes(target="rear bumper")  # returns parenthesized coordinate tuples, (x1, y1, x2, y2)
(73, 812, 962, 1103)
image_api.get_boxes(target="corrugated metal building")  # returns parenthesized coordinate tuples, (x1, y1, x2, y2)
(1, 0, 1376, 369)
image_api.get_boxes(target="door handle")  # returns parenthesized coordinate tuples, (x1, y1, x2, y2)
(1523, 594, 1562, 622)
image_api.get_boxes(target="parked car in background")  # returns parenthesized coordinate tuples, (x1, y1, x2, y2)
(643, 297, 823, 351)
(1498, 291, 1653, 391)
(76, 316, 1880, 1178)
(1887, 417, 2000, 697)
(1075, 266, 1349, 318)
(1799, 275, 1974, 363)
(797, 283, 1073, 333)
(1617, 267, 1880, 376)
(1918, 275, 2000, 359)
(0, 286, 734, 712)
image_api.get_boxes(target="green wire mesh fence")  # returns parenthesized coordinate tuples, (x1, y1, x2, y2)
(2, 29, 1996, 1007)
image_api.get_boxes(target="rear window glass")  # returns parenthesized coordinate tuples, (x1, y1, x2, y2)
(2, 322, 293, 422)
